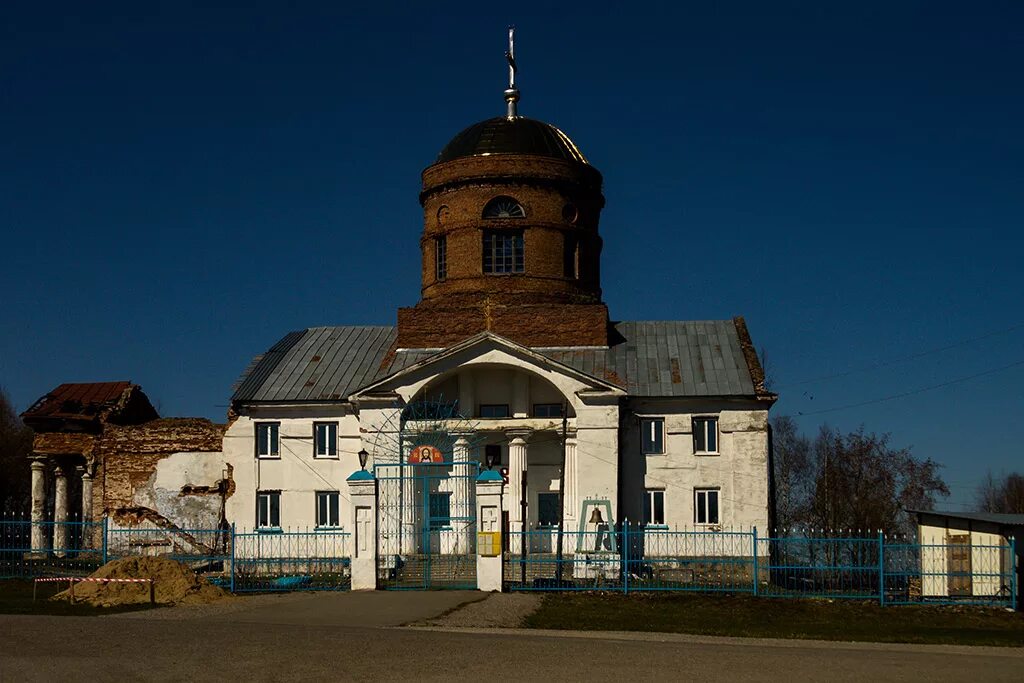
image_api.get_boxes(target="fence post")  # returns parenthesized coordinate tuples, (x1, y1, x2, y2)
(752, 527, 759, 596)
(229, 522, 236, 593)
(623, 522, 629, 595)
(878, 531, 885, 607)
(1011, 536, 1017, 612)
(101, 516, 108, 565)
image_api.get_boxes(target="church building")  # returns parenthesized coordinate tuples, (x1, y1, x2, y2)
(221, 35, 776, 582)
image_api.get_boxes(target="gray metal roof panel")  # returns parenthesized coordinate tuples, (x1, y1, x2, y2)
(230, 319, 760, 403)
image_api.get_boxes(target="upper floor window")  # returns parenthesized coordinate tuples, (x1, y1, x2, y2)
(313, 422, 338, 458)
(641, 418, 664, 455)
(693, 416, 719, 454)
(483, 230, 524, 274)
(435, 235, 447, 280)
(255, 422, 280, 458)
(479, 404, 510, 419)
(533, 403, 563, 418)
(483, 196, 525, 219)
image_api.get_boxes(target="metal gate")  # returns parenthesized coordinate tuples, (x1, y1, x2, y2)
(375, 460, 479, 589)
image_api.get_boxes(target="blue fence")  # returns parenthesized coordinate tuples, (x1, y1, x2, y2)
(504, 525, 1018, 609)
(0, 516, 351, 593)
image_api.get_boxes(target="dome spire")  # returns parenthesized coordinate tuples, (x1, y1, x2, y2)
(504, 25, 520, 119)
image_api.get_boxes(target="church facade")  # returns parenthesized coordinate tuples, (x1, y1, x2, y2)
(222, 78, 776, 556)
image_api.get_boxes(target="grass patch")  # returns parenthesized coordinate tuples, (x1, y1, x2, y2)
(0, 579, 161, 617)
(522, 592, 1024, 647)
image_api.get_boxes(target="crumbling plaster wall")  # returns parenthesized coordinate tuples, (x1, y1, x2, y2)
(96, 419, 229, 530)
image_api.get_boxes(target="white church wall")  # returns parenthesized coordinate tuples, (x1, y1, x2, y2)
(619, 398, 770, 548)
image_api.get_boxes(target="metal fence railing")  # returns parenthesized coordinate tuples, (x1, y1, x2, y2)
(0, 516, 352, 593)
(503, 524, 1018, 609)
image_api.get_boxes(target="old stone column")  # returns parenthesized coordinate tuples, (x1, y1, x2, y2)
(563, 434, 578, 524)
(79, 465, 94, 549)
(347, 470, 378, 590)
(52, 466, 68, 557)
(30, 458, 47, 554)
(452, 436, 472, 554)
(506, 430, 531, 554)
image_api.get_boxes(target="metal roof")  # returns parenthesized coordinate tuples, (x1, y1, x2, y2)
(436, 116, 589, 165)
(22, 381, 133, 420)
(912, 510, 1024, 526)
(231, 320, 758, 404)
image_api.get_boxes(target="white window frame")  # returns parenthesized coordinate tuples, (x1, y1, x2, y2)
(640, 418, 664, 455)
(313, 421, 339, 459)
(256, 490, 281, 530)
(643, 489, 666, 527)
(692, 416, 719, 455)
(694, 488, 720, 526)
(315, 490, 341, 529)
(255, 422, 280, 459)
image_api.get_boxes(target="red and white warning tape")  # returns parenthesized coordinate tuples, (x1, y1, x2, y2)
(34, 577, 153, 584)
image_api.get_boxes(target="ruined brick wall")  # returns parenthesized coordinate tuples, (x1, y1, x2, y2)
(397, 153, 610, 348)
(94, 418, 227, 525)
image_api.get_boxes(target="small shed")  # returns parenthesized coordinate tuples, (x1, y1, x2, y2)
(913, 510, 1022, 609)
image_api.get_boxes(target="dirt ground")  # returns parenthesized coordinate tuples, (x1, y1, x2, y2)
(50, 557, 229, 607)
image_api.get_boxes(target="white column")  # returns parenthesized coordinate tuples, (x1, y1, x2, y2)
(507, 431, 530, 553)
(53, 466, 68, 558)
(348, 471, 378, 590)
(80, 467, 93, 522)
(30, 458, 47, 554)
(452, 436, 472, 554)
(476, 471, 504, 591)
(563, 435, 578, 523)
(400, 437, 416, 554)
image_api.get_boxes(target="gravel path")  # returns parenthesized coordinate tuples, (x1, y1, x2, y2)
(416, 592, 543, 629)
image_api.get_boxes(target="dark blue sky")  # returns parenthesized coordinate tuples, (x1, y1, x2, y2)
(2, 2, 1021, 507)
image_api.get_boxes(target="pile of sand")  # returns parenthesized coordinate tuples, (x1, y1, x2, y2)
(51, 556, 230, 607)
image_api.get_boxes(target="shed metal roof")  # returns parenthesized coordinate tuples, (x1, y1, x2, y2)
(231, 320, 760, 404)
(912, 510, 1024, 526)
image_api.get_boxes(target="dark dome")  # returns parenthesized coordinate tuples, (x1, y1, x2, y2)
(436, 116, 588, 165)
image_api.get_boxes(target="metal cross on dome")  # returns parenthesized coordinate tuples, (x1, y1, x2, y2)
(504, 25, 520, 119)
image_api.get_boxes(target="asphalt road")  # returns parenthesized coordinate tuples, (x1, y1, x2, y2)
(1, 592, 1021, 681)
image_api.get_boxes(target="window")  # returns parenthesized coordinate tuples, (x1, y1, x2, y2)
(483, 230, 525, 274)
(538, 492, 559, 526)
(533, 403, 563, 418)
(316, 491, 340, 528)
(435, 235, 447, 280)
(314, 422, 338, 458)
(428, 492, 452, 529)
(479, 404, 510, 419)
(641, 418, 664, 454)
(694, 488, 720, 525)
(643, 489, 666, 526)
(693, 416, 719, 454)
(483, 196, 525, 219)
(563, 234, 578, 279)
(256, 491, 281, 529)
(256, 422, 280, 458)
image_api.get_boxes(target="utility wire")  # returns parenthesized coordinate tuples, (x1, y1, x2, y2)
(776, 321, 1024, 390)
(794, 358, 1024, 417)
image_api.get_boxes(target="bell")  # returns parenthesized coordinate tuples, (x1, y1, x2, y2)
(588, 508, 604, 525)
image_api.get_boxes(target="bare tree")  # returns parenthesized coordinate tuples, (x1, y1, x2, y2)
(0, 388, 33, 515)
(770, 415, 813, 530)
(976, 471, 1024, 514)
(770, 418, 949, 535)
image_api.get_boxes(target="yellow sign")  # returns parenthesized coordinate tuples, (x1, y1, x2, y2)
(477, 531, 501, 557)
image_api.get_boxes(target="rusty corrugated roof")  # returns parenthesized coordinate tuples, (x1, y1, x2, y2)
(22, 381, 133, 420)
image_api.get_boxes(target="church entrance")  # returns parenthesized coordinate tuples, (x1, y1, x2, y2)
(375, 459, 479, 589)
